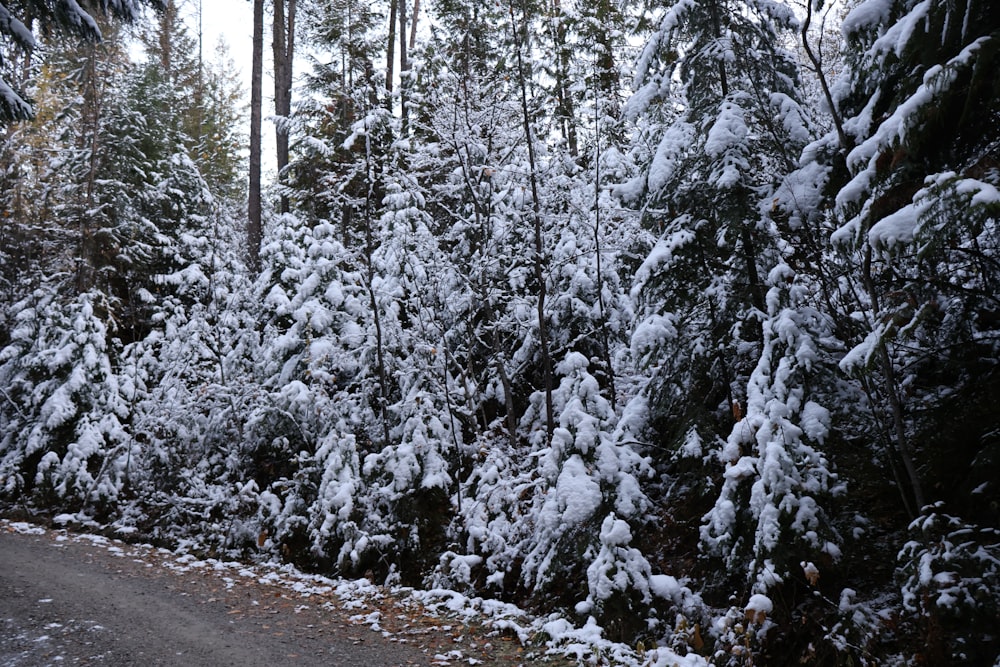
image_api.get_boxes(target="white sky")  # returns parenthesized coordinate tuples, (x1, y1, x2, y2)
(195, 0, 254, 92)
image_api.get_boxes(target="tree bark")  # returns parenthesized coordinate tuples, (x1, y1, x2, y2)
(386, 0, 397, 99)
(248, 0, 264, 272)
(399, 0, 409, 133)
(408, 0, 420, 49)
(273, 0, 295, 214)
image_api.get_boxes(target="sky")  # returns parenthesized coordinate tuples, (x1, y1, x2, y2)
(195, 0, 254, 91)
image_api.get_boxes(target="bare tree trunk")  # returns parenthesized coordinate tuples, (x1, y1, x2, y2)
(801, 1, 849, 152)
(408, 0, 420, 49)
(399, 0, 409, 134)
(386, 0, 397, 99)
(273, 0, 295, 214)
(248, 0, 264, 272)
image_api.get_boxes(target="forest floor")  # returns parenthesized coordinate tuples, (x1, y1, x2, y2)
(0, 519, 569, 666)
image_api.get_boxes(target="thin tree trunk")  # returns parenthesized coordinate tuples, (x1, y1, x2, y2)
(550, 0, 577, 157)
(408, 0, 420, 49)
(363, 118, 392, 449)
(248, 0, 264, 272)
(861, 246, 926, 516)
(194, 0, 204, 148)
(509, 0, 554, 446)
(801, 1, 849, 152)
(709, 0, 729, 98)
(78, 45, 101, 294)
(273, 0, 295, 214)
(399, 0, 409, 133)
(592, 74, 616, 410)
(386, 0, 397, 99)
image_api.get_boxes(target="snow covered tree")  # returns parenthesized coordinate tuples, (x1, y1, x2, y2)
(196, 39, 246, 203)
(0, 61, 74, 323)
(621, 0, 810, 447)
(0, 0, 161, 121)
(823, 1, 1000, 659)
(0, 288, 131, 513)
(248, 210, 384, 570)
(617, 0, 816, 598)
(701, 264, 841, 594)
(832, 0, 1000, 520)
(897, 505, 1000, 663)
(0, 7, 250, 533)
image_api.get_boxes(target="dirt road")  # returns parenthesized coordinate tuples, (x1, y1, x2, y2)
(0, 523, 453, 666)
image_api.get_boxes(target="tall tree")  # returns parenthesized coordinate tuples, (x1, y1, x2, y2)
(273, 0, 296, 214)
(508, 0, 554, 446)
(829, 1, 1000, 659)
(619, 0, 839, 625)
(247, 0, 264, 271)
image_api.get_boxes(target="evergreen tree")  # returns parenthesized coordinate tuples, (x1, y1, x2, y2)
(619, 2, 848, 653)
(0, 8, 244, 524)
(0, 0, 160, 120)
(0, 288, 130, 511)
(828, 0, 1000, 659)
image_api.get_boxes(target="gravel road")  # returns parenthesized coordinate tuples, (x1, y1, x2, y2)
(0, 524, 434, 666)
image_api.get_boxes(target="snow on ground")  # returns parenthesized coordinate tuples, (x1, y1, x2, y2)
(3, 518, 702, 666)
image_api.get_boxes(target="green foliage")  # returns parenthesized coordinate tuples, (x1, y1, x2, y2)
(898, 506, 1000, 663)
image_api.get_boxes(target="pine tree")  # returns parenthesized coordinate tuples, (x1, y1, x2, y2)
(0, 0, 160, 121)
(829, 0, 1000, 659)
(0, 288, 130, 511)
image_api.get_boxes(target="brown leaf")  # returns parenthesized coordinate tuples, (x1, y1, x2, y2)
(691, 624, 705, 651)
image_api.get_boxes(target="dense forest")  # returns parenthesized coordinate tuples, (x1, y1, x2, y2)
(1, 0, 998, 664)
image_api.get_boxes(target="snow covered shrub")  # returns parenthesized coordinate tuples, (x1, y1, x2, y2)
(709, 598, 776, 667)
(302, 423, 368, 569)
(898, 505, 1000, 664)
(504, 352, 660, 625)
(441, 429, 532, 593)
(701, 265, 841, 595)
(817, 588, 889, 667)
(125, 278, 262, 553)
(577, 513, 705, 644)
(0, 289, 131, 513)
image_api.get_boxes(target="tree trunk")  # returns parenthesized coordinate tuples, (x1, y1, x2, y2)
(386, 0, 397, 99)
(550, 0, 577, 157)
(509, 0, 554, 446)
(248, 0, 264, 272)
(862, 245, 925, 516)
(408, 0, 420, 49)
(399, 0, 409, 133)
(801, 0, 849, 152)
(592, 91, 616, 410)
(273, 0, 295, 214)
(77, 44, 101, 294)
